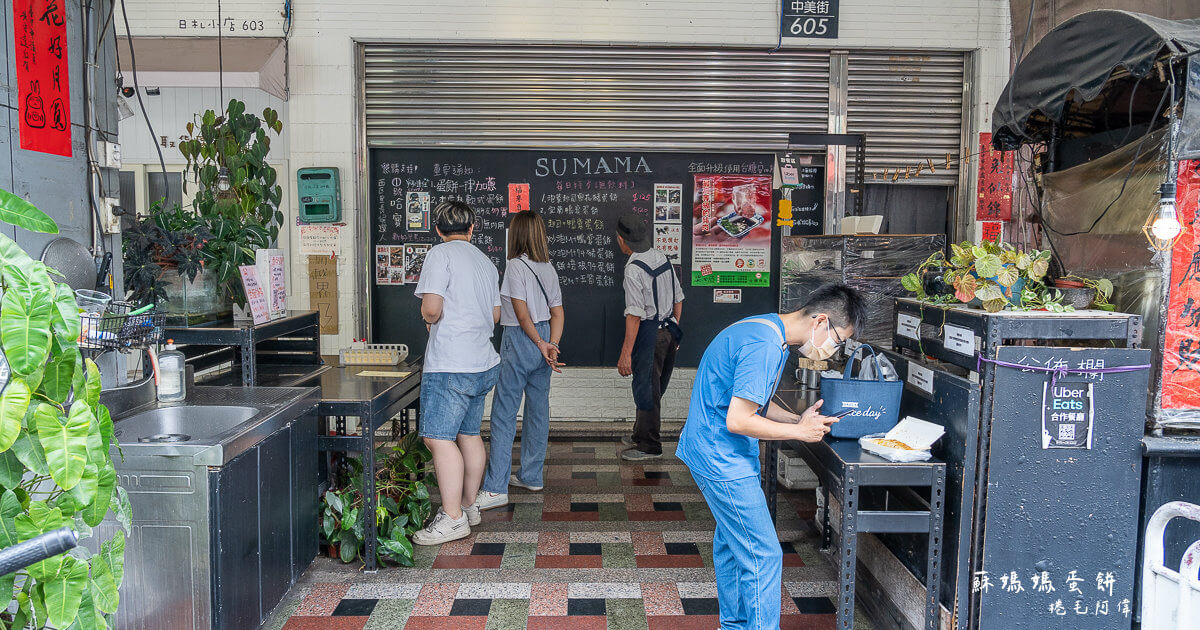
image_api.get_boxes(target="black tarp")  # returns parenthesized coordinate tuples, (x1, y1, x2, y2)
(993, 10, 1200, 150)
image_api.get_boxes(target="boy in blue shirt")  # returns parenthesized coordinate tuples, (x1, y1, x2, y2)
(676, 283, 865, 629)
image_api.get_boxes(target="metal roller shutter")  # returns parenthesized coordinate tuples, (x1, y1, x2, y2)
(362, 45, 830, 151)
(847, 51, 967, 185)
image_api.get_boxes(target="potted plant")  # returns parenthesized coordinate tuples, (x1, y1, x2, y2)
(123, 202, 220, 323)
(902, 241, 1057, 313)
(0, 188, 128, 629)
(320, 432, 433, 567)
(179, 99, 284, 315)
(1052, 275, 1116, 311)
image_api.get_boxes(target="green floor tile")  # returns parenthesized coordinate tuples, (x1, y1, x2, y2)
(698, 542, 714, 569)
(365, 599, 415, 630)
(602, 542, 636, 568)
(500, 542, 537, 569)
(606, 598, 648, 630)
(513, 502, 543, 522)
(413, 543, 439, 569)
(599, 503, 628, 522)
(486, 598, 530, 630)
(791, 538, 826, 567)
(683, 501, 715, 523)
(597, 472, 623, 486)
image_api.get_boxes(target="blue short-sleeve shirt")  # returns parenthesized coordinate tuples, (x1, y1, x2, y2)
(676, 314, 789, 481)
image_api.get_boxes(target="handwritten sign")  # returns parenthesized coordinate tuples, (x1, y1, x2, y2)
(268, 254, 286, 318)
(508, 183, 530, 213)
(14, 0, 72, 156)
(976, 132, 1014, 221)
(298, 224, 342, 255)
(308, 255, 339, 334)
(238, 265, 270, 325)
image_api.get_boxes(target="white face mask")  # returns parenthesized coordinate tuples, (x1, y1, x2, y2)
(800, 319, 840, 361)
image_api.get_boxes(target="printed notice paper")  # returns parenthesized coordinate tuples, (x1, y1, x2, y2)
(239, 265, 271, 325)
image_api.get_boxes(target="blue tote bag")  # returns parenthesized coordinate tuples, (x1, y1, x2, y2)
(819, 344, 903, 439)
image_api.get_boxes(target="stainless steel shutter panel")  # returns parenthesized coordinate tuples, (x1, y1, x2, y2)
(847, 52, 966, 185)
(363, 45, 830, 151)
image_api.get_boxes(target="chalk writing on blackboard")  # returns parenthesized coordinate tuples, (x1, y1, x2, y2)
(972, 569, 1129, 617)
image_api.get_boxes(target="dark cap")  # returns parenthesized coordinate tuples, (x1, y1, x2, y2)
(615, 213, 652, 253)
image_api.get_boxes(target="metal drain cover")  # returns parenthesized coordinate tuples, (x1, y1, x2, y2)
(138, 433, 192, 443)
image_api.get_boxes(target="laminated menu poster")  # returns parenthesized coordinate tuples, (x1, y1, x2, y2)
(405, 191, 430, 232)
(375, 245, 406, 285)
(238, 265, 271, 325)
(691, 174, 773, 287)
(404, 243, 432, 284)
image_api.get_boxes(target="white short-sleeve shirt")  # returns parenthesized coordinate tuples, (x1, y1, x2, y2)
(413, 240, 501, 373)
(500, 255, 563, 326)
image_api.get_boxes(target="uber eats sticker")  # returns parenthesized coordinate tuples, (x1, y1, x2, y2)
(1042, 381, 1094, 449)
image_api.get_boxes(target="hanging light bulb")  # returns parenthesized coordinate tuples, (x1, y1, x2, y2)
(216, 167, 231, 192)
(1144, 180, 1185, 251)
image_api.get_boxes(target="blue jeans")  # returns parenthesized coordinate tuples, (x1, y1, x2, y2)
(483, 323, 552, 493)
(418, 366, 500, 441)
(692, 472, 783, 630)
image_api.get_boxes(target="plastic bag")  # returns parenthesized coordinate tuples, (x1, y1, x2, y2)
(859, 433, 933, 462)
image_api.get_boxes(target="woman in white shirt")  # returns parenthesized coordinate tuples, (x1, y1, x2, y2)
(475, 211, 565, 511)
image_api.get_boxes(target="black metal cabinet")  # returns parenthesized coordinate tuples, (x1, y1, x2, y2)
(165, 311, 326, 387)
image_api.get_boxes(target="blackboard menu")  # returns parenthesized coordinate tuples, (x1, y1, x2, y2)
(788, 165, 824, 235)
(369, 149, 777, 367)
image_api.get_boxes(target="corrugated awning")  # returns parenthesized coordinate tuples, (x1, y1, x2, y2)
(116, 36, 287, 100)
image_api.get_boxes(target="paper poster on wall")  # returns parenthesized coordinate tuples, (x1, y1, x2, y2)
(14, 0, 72, 156)
(308, 255, 339, 334)
(653, 223, 682, 264)
(654, 184, 682, 223)
(375, 245, 406, 285)
(691, 174, 773, 287)
(508, 183, 530, 213)
(238, 265, 271, 325)
(976, 132, 1014, 221)
(1161, 160, 1200, 411)
(980, 221, 1003, 243)
(404, 244, 432, 284)
(406, 191, 430, 231)
(299, 224, 342, 255)
(713, 289, 742, 304)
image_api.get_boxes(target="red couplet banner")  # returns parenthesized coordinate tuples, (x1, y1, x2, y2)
(1161, 160, 1200, 409)
(13, 0, 72, 157)
(976, 132, 1013, 221)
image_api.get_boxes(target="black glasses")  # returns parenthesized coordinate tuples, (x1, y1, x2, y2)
(827, 320, 846, 347)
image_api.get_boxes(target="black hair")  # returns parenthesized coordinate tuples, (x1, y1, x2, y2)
(796, 283, 866, 334)
(435, 200, 476, 236)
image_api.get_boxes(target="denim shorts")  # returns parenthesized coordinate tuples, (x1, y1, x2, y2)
(419, 366, 500, 441)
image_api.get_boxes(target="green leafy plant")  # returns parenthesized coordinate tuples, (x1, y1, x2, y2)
(902, 241, 1055, 313)
(321, 432, 433, 567)
(900, 251, 947, 302)
(179, 99, 283, 308)
(1058, 275, 1116, 311)
(0, 188, 128, 629)
(122, 202, 213, 307)
(1020, 288, 1077, 313)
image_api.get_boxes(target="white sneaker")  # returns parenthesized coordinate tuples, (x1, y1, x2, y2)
(510, 474, 543, 492)
(475, 490, 509, 511)
(412, 508, 470, 545)
(462, 503, 482, 526)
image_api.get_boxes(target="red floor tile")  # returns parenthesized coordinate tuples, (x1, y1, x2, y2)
(282, 617, 368, 630)
(627, 510, 687, 521)
(528, 616, 608, 630)
(411, 583, 458, 617)
(781, 614, 836, 629)
(431, 555, 503, 569)
(405, 617, 487, 630)
(640, 582, 684, 616)
(537, 532, 569, 555)
(632, 532, 666, 555)
(636, 555, 706, 568)
(295, 583, 350, 616)
(535, 555, 604, 568)
(529, 582, 568, 616)
(648, 615, 719, 629)
(632, 478, 672, 486)
(480, 510, 514, 522)
(541, 511, 601, 521)
(783, 554, 807, 567)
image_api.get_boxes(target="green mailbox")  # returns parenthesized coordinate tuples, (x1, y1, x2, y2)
(297, 167, 341, 223)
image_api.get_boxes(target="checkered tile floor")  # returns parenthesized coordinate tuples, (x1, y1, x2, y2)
(265, 440, 875, 629)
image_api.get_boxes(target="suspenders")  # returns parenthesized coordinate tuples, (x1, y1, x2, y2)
(736, 317, 788, 415)
(629, 259, 679, 322)
(517, 258, 552, 314)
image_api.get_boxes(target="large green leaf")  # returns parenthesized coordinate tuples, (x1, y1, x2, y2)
(0, 232, 35, 269)
(69, 591, 107, 630)
(89, 555, 120, 615)
(973, 254, 1002, 279)
(43, 555, 88, 629)
(68, 462, 101, 508)
(114, 486, 132, 535)
(1028, 257, 1050, 281)
(0, 489, 21, 547)
(975, 282, 1005, 303)
(0, 449, 23, 488)
(43, 339, 80, 404)
(95, 405, 113, 454)
(81, 463, 117, 528)
(0, 188, 59, 234)
(12, 428, 49, 475)
(2, 288, 53, 375)
(99, 530, 126, 590)
(995, 265, 1019, 289)
(16, 501, 66, 581)
(0, 377, 31, 451)
(37, 402, 91, 491)
(52, 283, 82, 343)
(83, 359, 101, 409)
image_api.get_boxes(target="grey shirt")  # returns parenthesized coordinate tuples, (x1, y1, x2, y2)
(623, 248, 685, 321)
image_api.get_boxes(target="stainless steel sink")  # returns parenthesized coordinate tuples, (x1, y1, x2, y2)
(113, 405, 261, 444)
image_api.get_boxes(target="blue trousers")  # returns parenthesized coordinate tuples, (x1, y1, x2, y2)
(693, 472, 783, 630)
(483, 323, 552, 493)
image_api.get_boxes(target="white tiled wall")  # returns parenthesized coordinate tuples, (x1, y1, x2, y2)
(118, 1, 1010, 417)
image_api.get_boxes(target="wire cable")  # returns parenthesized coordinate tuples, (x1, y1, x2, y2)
(119, 0, 170, 205)
(1003, 0, 1039, 144)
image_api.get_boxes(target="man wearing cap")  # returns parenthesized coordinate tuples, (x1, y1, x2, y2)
(615, 213, 684, 461)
